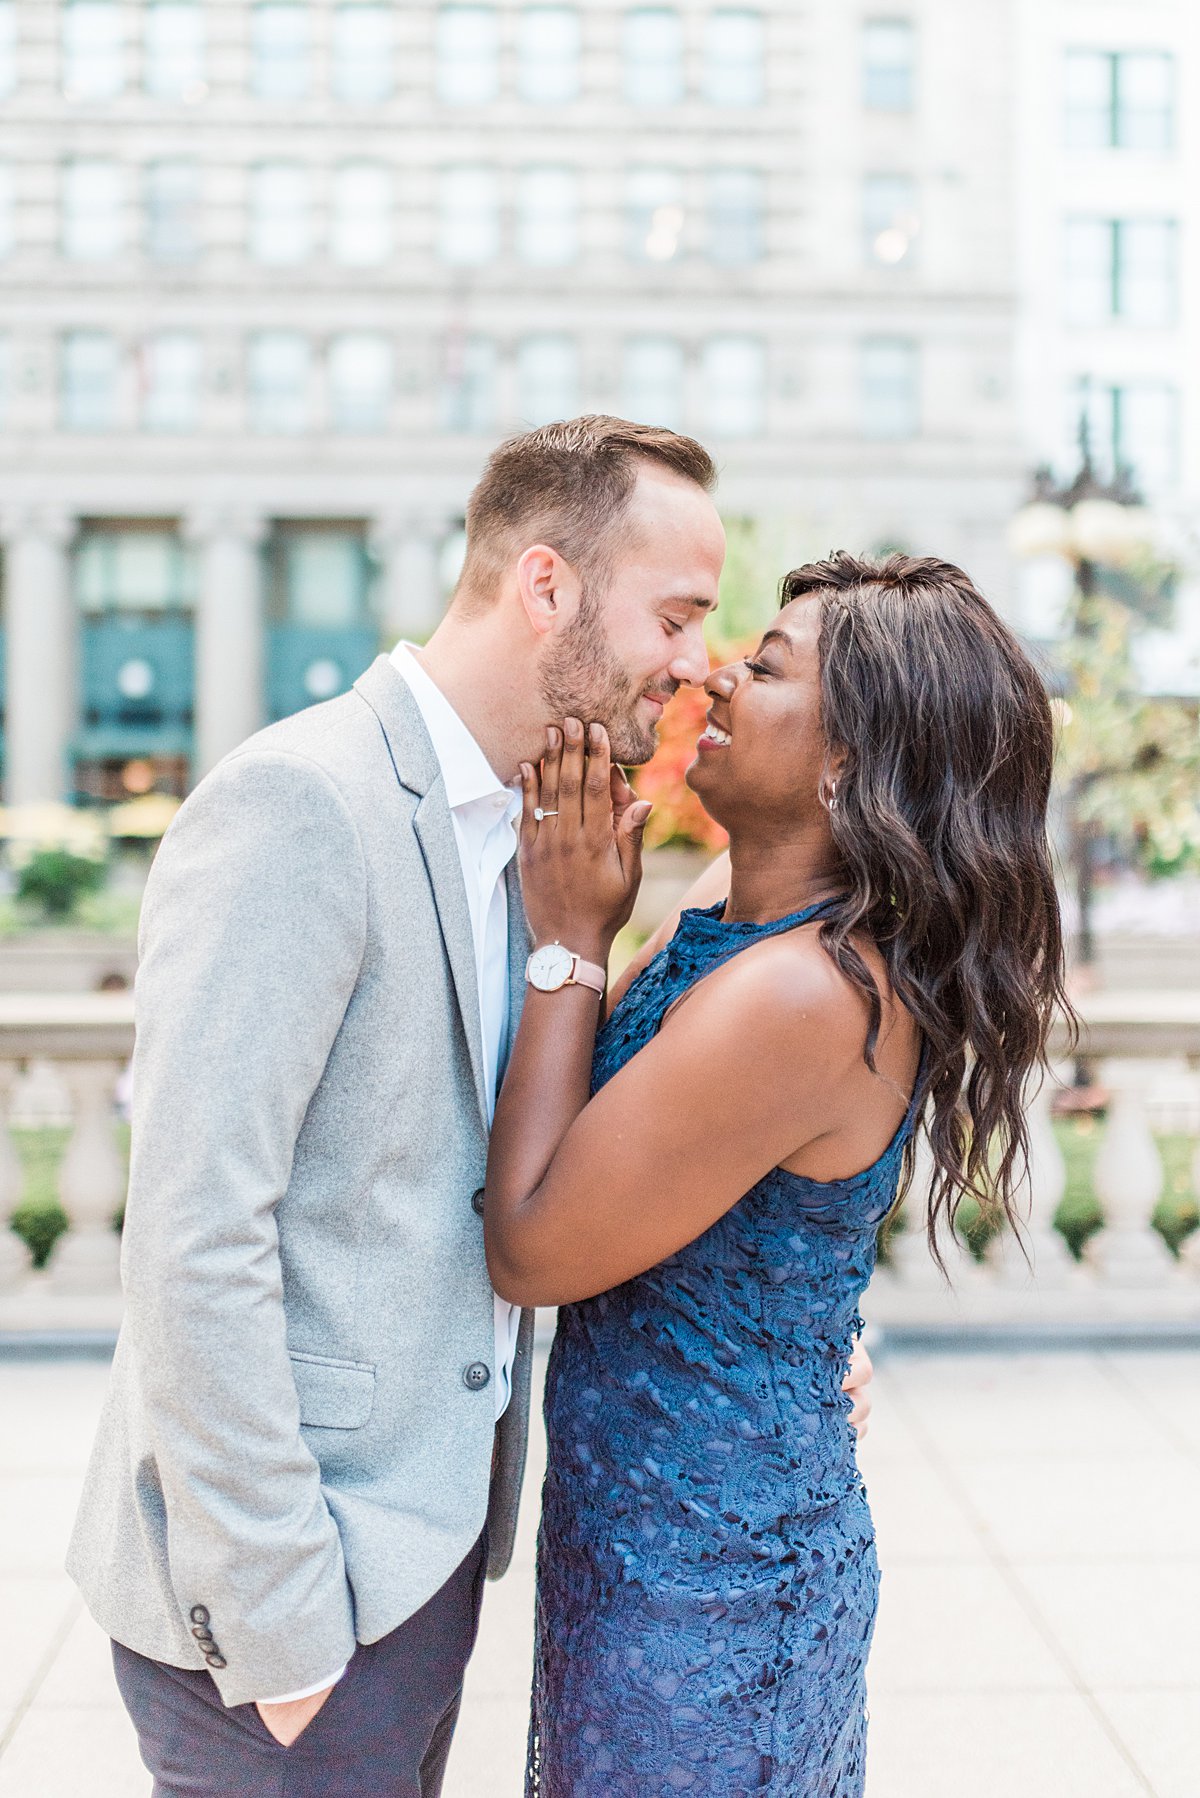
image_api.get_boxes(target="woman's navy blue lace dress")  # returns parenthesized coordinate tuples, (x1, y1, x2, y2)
(526, 897, 922, 1798)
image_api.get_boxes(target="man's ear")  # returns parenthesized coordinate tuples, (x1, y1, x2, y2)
(516, 544, 579, 638)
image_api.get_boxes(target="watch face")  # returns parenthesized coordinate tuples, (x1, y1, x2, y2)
(527, 943, 574, 992)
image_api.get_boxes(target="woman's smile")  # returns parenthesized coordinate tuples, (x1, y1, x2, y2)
(697, 708, 733, 751)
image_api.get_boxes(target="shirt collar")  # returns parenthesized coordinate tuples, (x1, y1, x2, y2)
(389, 641, 519, 816)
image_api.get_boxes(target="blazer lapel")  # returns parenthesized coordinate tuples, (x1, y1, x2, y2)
(354, 656, 489, 1128)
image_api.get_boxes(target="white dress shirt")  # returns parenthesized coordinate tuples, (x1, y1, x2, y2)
(389, 641, 524, 1423)
(258, 644, 523, 1707)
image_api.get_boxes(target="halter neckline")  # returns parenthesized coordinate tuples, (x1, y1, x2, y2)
(676, 892, 847, 939)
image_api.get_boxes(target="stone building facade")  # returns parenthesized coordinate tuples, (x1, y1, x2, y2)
(0, 0, 1032, 799)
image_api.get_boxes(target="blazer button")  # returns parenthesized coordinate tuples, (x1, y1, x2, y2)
(191, 1626, 214, 1642)
(205, 1653, 228, 1670)
(471, 1188, 485, 1216)
(463, 1362, 491, 1391)
(189, 1605, 210, 1626)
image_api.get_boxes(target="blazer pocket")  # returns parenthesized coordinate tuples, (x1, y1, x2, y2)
(289, 1351, 377, 1431)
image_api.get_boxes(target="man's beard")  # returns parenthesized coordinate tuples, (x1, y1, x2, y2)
(539, 593, 673, 766)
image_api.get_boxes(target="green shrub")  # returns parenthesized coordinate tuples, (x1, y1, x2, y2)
(16, 848, 107, 918)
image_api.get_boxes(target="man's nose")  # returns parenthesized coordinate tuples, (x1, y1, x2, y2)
(671, 628, 714, 688)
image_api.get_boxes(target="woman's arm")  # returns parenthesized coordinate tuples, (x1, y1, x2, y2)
(487, 932, 866, 1306)
(484, 726, 867, 1305)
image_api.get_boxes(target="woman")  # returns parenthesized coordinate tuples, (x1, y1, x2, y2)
(484, 553, 1070, 1797)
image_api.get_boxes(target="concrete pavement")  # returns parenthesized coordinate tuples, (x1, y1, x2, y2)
(1, 1344, 1196, 1797)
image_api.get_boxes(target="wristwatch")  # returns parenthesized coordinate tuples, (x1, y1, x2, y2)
(525, 942, 606, 996)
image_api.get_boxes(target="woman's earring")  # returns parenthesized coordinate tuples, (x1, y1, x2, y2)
(821, 780, 839, 814)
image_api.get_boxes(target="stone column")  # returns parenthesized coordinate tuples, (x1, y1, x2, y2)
(3, 507, 76, 802)
(1086, 1060, 1176, 1286)
(0, 1063, 31, 1291)
(49, 1060, 126, 1293)
(188, 509, 268, 778)
(371, 515, 446, 645)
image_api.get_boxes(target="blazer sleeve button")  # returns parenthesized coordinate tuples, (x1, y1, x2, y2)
(189, 1605, 210, 1626)
(205, 1653, 228, 1670)
(471, 1188, 485, 1215)
(464, 1362, 491, 1391)
(191, 1626, 214, 1642)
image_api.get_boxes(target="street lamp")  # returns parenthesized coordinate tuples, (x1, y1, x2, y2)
(1009, 416, 1159, 970)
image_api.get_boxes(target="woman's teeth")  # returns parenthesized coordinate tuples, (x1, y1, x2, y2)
(701, 724, 732, 746)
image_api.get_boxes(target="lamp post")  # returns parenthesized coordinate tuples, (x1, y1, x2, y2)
(1010, 417, 1159, 970)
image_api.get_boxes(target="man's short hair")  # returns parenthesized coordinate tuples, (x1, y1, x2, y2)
(454, 415, 718, 610)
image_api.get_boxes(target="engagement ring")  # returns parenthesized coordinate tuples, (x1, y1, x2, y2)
(533, 808, 559, 822)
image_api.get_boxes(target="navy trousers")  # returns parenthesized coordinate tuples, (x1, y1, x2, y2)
(112, 1532, 488, 1798)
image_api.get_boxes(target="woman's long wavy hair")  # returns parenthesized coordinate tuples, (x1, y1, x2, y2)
(783, 551, 1075, 1262)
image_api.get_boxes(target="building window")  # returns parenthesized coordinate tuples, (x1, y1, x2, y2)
(331, 162, 392, 265)
(516, 166, 577, 267)
(438, 167, 500, 266)
(144, 2, 206, 101)
(141, 332, 201, 432)
(63, 160, 124, 261)
(250, 163, 311, 264)
(1072, 378, 1178, 493)
(623, 8, 684, 106)
(517, 334, 578, 424)
(707, 169, 762, 266)
(627, 166, 685, 263)
(863, 173, 920, 265)
(0, 3, 15, 98)
(622, 335, 684, 427)
(251, 2, 310, 100)
(146, 160, 201, 263)
(441, 333, 497, 432)
(333, 3, 394, 102)
(862, 337, 919, 438)
(1064, 50, 1174, 153)
(75, 527, 194, 619)
(518, 7, 580, 103)
(1064, 218, 1177, 326)
(0, 164, 12, 260)
(62, 330, 120, 431)
(269, 528, 372, 632)
(703, 10, 764, 107)
(436, 6, 499, 105)
(248, 332, 311, 433)
(701, 334, 765, 437)
(863, 19, 914, 111)
(329, 332, 393, 432)
(62, 1, 124, 99)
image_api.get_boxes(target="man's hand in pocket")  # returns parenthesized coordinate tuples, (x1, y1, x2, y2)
(256, 1683, 337, 1747)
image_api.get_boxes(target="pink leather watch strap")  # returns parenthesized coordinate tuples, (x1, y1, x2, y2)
(568, 956, 606, 996)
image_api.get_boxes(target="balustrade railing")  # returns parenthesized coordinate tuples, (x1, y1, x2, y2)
(0, 991, 1197, 1335)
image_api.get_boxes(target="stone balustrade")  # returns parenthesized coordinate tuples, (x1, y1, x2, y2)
(0, 994, 134, 1333)
(0, 990, 1197, 1340)
(870, 990, 1200, 1337)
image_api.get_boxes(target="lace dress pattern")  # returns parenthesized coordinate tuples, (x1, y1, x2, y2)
(526, 899, 921, 1798)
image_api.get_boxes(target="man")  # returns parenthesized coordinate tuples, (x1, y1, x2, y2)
(68, 416, 871, 1796)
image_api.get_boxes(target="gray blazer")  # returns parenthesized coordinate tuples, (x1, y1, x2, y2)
(67, 656, 535, 1709)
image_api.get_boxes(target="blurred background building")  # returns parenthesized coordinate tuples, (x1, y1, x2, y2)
(0, 0, 1195, 802)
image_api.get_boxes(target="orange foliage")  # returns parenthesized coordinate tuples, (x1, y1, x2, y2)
(631, 640, 754, 852)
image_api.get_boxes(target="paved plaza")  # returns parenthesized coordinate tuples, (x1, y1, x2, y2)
(0, 1342, 1196, 1798)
